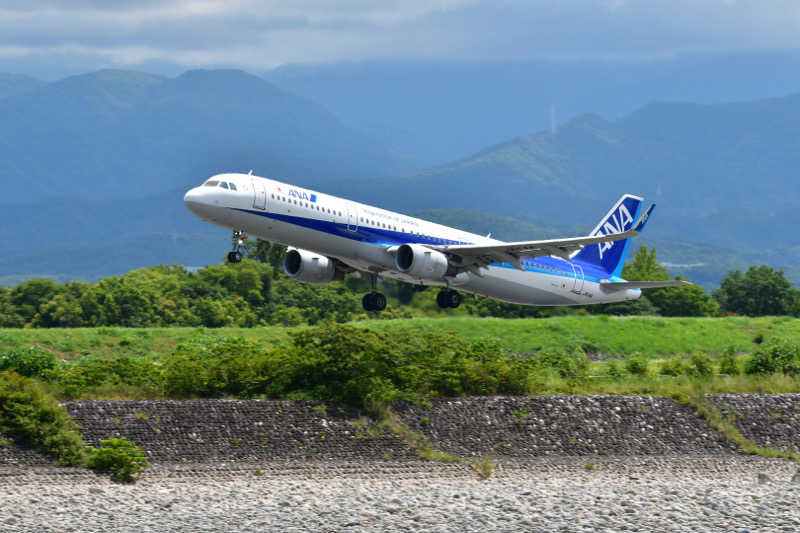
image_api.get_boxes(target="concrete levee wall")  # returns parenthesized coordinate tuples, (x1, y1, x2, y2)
(1, 394, 799, 467)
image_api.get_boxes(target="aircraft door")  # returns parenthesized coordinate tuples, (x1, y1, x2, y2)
(252, 179, 267, 210)
(346, 203, 358, 233)
(571, 263, 585, 294)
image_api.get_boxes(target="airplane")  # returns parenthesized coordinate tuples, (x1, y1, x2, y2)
(184, 172, 689, 311)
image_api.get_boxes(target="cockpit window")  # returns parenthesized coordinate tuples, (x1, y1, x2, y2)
(204, 180, 219, 187)
(220, 182, 229, 189)
(229, 182, 237, 191)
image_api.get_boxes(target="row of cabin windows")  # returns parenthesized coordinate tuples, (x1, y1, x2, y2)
(266, 190, 467, 245)
(271, 193, 341, 217)
(356, 216, 464, 244)
(521, 258, 573, 276)
(204, 180, 238, 191)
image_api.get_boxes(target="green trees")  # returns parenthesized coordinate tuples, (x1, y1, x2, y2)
(714, 265, 800, 316)
(0, 246, 796, 326)
(648, 276, 719, 317)
(0, 287, 25, 327)
(591, 246, 718, 317)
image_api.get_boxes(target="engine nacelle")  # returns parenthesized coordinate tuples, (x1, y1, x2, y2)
(395, 243, 449, 280)
(283, 248, 342, 284)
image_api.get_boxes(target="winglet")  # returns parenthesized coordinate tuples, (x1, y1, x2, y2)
(633, 203, 656, 232)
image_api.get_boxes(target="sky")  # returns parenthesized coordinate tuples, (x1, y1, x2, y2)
(2, 0, 800, 79)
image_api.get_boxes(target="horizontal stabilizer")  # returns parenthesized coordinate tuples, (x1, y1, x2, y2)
(600, 280, 692, 292)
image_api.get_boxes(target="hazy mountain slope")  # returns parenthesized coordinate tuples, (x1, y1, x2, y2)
(265, 52, 800, 167)
(0, 187, 206, 253)
(0, 73, 43, 100)
(0, 233, 227, 283)
(335, 93, 800, 254)
(0, 69, 404, 203)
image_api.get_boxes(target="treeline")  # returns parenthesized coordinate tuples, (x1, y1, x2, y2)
(0, 243, 798, 328)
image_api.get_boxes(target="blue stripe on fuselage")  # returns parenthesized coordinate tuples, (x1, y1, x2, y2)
(235, 207, 611, 284)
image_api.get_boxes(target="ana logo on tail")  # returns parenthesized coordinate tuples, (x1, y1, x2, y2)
(594, 204, 634, 259)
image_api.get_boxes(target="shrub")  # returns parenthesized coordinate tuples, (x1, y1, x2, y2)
(689, 352, 714, 377)
(0, 346, 58, 378)
(533, 347, 590, 378)
(624, 355, 649, 376)
(744, 338, 800, 375)
(86, 437, 149, 482)
(162, 337, 275, 398)
(605, 359, 624, 378)
(0, 371, 86, 465)
(719, 347, 740, 376)
(659, 357, 690, 376)
(58, 356, 162, 398)
(279, 325, 535, 407)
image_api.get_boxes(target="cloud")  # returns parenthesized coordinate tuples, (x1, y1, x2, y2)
(2, 0, 800, 78)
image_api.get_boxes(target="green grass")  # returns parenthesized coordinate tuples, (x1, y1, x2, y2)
(3, 316, 799, 361)
(0, 326, 293, 361)
(365, 316, 800, 357)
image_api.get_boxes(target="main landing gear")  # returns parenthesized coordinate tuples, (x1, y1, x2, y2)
(437, 288, 462, 309)
(362, 272, 387, 312)
(227, 230, 246, 263)
(362, 292, 387, 312)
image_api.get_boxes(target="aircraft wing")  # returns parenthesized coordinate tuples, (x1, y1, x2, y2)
(434, 204, 655, 271)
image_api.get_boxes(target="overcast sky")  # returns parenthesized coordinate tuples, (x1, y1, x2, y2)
(2, 0, 800, 79)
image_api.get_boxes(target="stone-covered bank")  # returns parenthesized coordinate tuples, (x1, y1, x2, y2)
(1, 394, 799, 468)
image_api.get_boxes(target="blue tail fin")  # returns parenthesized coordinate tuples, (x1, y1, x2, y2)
(572, 194, 644, 278)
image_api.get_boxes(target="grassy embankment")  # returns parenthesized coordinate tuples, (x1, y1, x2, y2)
(1, 316, 799, 400)
(2, 316, 799, 464)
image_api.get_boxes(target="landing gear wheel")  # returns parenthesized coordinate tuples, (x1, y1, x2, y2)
(362, 292, 387, 312)
(227, 230, 247, 264)
(446, 290, 462, 308)
(437, 289, 462, 309)
(373, 293, 387, 311)
(436, 290, 448, 308)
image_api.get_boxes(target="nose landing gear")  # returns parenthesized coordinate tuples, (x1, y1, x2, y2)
(437, 289, 462, 309)
(227, 230, 246, 263)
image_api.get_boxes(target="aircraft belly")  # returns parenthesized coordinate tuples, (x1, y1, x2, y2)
(463, 267, 582, 306)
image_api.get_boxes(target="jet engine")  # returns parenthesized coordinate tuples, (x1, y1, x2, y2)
(283, 248, 343, 284)
(395, 243, 449, 280)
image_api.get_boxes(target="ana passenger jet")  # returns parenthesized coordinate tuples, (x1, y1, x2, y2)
(184, 173, 688, 311)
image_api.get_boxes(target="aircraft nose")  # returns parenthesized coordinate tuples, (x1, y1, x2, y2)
(183, 187, 204, 213)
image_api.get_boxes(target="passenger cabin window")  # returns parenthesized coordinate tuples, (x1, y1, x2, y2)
(204, 180, 219, 187)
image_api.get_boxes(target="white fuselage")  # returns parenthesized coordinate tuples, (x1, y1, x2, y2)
(184, 173, 642, 306)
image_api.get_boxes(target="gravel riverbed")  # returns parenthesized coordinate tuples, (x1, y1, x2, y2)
(2, 456, 799, 532)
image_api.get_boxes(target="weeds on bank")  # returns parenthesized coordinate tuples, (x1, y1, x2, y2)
(375, 406, 460, 463)
(471, 452, 497, 479)
(675, 392, 798, 462)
